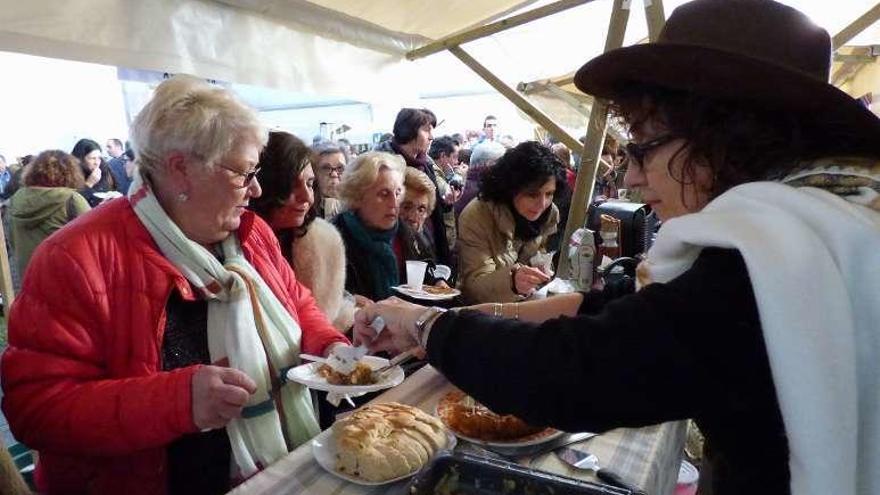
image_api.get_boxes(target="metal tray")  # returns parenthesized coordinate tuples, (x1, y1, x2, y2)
(407, 452, 631, 495)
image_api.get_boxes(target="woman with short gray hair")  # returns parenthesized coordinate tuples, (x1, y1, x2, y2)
(2, 75, 352, 494)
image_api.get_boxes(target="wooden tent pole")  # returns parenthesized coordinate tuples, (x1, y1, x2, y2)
(556, 0, 633, 277)
(831, 3, 880, 86)
(644, 0, 666, 41)
(448, 46, 583, 152)
(407, 0, 597, 61)
(832, 2, 880, 49)
(0, 209, 15, 311)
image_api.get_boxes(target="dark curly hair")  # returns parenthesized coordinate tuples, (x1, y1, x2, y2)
(610, 84, 880, 208)
(23, 150, 85, 189)
(250, 131, 319, 262)
(479, 141, 567, 204)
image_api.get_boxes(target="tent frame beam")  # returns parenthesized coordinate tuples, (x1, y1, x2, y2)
(557, 0, 638, 277)
(407, 0, 596, 61)
(449, 45, 583, 152)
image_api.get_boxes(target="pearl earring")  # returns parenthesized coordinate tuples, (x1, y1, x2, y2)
(177, 192, 189, 202)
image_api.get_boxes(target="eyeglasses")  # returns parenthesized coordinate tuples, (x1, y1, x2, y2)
(401, 202, 429, 216)
(624, 134, 678, 167)
(320, 165, 345, 177)
(218, 163, 261, 188)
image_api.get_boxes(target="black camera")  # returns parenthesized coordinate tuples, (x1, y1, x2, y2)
(447, 172, 464, 190)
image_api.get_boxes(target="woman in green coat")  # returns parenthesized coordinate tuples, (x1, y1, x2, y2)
(9, 149, 90, 274)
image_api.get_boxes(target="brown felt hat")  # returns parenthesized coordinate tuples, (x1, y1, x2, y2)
(574, 0, 880, 145)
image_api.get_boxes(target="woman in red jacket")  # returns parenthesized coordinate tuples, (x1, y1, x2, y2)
(1, 75, 351, 495)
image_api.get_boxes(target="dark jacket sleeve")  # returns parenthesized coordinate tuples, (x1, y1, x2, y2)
(427, 248, 764, 433)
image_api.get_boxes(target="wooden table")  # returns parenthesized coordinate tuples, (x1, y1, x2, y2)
(228, 366, 687, 495)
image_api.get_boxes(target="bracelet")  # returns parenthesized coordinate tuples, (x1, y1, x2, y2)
(413, 306, 447, 348)
(514, 302, 520, 321)
(493, 302, 502, 317)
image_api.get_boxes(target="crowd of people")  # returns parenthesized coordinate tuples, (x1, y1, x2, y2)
(1, 1, 878, 494)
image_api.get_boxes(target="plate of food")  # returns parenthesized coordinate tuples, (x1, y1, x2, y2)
(391, 284, 461, 301)
(312, 402, 457, 485)
(286, 355, 404, 394)
(436, 390, 563, 449)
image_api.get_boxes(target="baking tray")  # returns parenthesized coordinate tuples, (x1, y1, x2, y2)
(407, 452, 632, 495)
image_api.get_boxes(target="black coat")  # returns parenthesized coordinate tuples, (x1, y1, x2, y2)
(427, 248, 790, 495)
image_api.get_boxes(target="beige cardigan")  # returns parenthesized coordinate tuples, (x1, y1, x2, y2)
(291, 217, 355, 331)
(457, 199, 559, 303)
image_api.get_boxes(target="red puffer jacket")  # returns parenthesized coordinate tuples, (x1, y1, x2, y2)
(1, 199, 348, 494)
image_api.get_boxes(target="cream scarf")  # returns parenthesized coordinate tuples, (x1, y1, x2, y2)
(128, 173, 319, 480)
(638, 159, 880, 494)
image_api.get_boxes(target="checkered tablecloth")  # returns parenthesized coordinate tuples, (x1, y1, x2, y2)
(227, 365, 687, 495)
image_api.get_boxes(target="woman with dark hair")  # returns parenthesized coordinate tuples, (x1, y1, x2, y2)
(354, 1, 880, 494)
(70, 138, 116, 206)
(456, 141, 565, 303)
(375, 108, 452, 266)
(9, 149, 90, 273)
(251, 131, 359, 330)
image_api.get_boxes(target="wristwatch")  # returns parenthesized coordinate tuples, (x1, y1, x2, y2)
(413, 306, 448, 348)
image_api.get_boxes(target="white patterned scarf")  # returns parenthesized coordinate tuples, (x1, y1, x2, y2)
(637, 158, 880, 494)
(127, 173, 319, 480)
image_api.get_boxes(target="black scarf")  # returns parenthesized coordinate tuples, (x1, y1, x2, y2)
(510, 204, 551, 241)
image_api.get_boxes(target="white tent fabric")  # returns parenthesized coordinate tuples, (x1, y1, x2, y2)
(3, 0, 879, 101)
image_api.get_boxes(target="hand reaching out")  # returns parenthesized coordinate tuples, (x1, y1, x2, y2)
(352, 297, 427, 357)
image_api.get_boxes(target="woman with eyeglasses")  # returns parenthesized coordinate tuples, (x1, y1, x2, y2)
(1, 76, 354, 495)
(400, 167, 450, 288)
(353, 1, 880, 494)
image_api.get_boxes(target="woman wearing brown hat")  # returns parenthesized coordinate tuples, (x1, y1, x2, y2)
(353, 1, 880, 494)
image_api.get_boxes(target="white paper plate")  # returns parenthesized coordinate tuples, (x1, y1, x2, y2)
(286, 355, 404, 394)
(311, 425, 457, 486)
(435, 392, 564, 449)
(449, 426, 564, 449)
(391, 284, 461, 301)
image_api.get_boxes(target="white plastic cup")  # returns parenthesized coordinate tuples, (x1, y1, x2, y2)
(405, 260, 428, 291)
(674, 460, 699, 495)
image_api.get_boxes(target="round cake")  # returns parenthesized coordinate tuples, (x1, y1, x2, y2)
(332, 402, 448, 482)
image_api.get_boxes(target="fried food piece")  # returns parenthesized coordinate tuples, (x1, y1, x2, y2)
(437, 390, 545, 441)
(318, 361, 375, 385)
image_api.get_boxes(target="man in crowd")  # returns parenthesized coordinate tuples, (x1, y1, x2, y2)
(428, 136, 463, 249)
(311, 141, 347, 218)
(481, 115, 498, 142)
(105, 138, 124, 159)
(106, 139, 132, 194)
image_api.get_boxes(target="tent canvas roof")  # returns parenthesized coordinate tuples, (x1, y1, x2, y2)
(2, 0, 879, 103)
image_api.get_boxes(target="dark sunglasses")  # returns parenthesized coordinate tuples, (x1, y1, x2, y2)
(624, 134, 677, 167)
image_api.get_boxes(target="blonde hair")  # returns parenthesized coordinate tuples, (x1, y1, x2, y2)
(339, 151, 406, 208)
(403, 167, 436, 213)
(130, 75, 267, 178)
